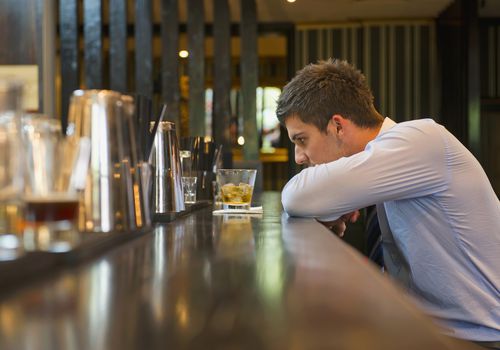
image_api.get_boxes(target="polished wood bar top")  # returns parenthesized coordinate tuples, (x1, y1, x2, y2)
(0, 192, 479, 349)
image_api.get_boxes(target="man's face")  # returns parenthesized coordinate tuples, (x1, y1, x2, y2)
(285, 115, 346, 166)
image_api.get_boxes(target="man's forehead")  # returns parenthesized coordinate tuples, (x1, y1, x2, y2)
(285, 115, 316, 133)
(285, 115, 305, 128)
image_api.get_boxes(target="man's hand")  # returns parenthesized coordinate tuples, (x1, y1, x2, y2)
(318, 210, 360, 237)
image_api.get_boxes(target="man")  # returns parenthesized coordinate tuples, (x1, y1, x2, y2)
(278, 59, 500, 345)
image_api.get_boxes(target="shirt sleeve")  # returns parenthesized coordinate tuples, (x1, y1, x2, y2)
(281, 121, 449, 221)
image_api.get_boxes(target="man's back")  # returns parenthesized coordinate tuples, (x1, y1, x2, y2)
(379, 119, 500, 341)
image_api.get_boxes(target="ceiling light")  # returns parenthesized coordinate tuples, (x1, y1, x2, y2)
(179, 50, 189, 58)
(286, 0, 296, 2)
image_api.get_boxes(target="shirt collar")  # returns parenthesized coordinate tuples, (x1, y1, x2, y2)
(377, 117, 396, 137)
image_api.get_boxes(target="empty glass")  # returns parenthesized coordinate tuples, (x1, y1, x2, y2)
(180, 150, 197, 204)
(180, 136, 221, 201)
(216, 169, 257, 210)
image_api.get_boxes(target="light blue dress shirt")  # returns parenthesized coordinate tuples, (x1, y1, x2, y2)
(282, 118, 500, 341)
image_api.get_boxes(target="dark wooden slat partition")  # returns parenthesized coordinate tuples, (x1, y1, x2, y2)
(285, 26, 297, 179)
(35, 0, 43, 111)
(135, 0, 153, 98)
(438, 0, 480, 157)
(161, 0, 180, 125)
(240, 0, 259, 160)
(84, 0, 103, 89)
(213, 0, 233, 166)
(109, 0, 127, 93)
(0, 0, 37, 65)
(59, 0, 79, 129)
(465, 0, 481, 158)
(187, 0, 206, 136)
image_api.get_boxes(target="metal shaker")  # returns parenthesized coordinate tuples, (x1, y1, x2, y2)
(149, 121, 185, 213)
(66, 90, 149, 232)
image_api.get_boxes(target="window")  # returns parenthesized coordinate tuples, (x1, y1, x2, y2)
(256, 87, 281, 150)
(205, 86, 282, 149)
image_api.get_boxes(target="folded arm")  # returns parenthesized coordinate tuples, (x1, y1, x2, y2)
(282, 124, 448, 222)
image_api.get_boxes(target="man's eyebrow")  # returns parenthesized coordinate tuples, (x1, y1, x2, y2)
(291, 132, 305, 141)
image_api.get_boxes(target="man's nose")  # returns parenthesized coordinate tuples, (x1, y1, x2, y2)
(295, 146, 307, 165)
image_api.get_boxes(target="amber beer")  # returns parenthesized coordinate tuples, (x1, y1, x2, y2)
(24, 195, 79, 222)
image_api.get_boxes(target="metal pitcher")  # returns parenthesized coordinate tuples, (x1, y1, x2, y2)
(149, 121, 185, 213)
(66, 90, 150, 232)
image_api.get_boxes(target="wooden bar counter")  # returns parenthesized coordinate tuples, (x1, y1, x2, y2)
(0, 192, 479, 349)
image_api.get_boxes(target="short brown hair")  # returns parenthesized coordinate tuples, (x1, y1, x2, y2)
(276, 59, 383, 132)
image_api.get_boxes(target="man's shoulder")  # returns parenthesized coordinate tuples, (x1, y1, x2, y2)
(397, 117, 438, 128)
(372, 118, 449, 157)
(390, 118, 446, 138)
(383, 118, 443, 138)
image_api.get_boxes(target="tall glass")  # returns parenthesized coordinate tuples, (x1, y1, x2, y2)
(22, 114, 80, 237)
(216, 169, 257, 210)
(180, 150, 197, 204)
(0, 80, 24, 238)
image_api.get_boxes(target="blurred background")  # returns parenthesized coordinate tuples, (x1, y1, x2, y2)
(0, 0, 498, 196)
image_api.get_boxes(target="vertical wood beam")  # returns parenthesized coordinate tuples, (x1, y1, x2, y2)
(240, 0, 259, 160)
(84, 0, 102, 88)
(187, 0, 205, 136)
(213, 0, 232, 166)
(36, 0, 44, 112)
(41, 0, 56, 118)
(286, 25, 298, 179)
(161, 0, 180, 126)
(437, 0, 480, 157)
(466, 0, 481, 158)
(135, 0, 153, 98)
(110, 0, 127, 93)
(59, 0, 79, 129)
(0, 0, 37, 63)
(42, 0, 56, 117)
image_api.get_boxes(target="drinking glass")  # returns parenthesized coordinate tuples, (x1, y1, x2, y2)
(180, 150, 197, 204)
(216, 169, 257, 210)
(212, 180, 221, 206)
(0, 80, 24, 238)
(22, 114, 80, 236)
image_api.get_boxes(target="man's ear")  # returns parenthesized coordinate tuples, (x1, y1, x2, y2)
(330, 114, 346, 136)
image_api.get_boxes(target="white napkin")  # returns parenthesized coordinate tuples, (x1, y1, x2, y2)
(213, 206, 263, 215)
